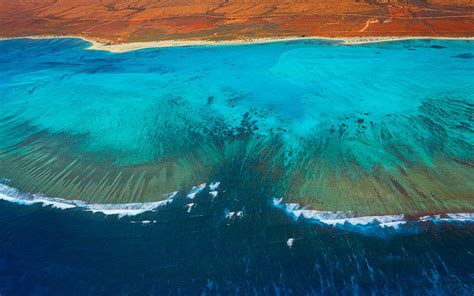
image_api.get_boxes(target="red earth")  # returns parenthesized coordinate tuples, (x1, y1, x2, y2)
(1, 0, 473, 43)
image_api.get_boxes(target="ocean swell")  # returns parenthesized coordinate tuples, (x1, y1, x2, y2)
(272, 198, 474, 231)
(1, 180, 472, 228)
(0, 182, 177, 218)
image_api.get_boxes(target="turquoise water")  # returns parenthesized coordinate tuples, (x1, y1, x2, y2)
(0, 38, 473, 214)
(0, 38, 473, 295)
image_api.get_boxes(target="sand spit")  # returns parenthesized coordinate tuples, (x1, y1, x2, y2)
(1, 35, 473, 53)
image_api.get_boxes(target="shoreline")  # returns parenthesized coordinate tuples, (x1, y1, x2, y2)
(1, 35, 473, 52)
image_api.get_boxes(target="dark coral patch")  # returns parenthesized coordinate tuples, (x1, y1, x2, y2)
(453, 53, 473, 59)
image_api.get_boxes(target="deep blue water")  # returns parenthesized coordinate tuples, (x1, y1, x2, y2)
(0, 38, 473, 294)
(0, 182, 473, 295)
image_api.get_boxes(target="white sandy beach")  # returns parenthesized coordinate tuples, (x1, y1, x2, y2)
(1, 35, 473, 53)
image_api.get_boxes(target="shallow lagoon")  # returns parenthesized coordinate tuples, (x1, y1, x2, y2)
(0, 38, 473, 215)
(0, 38, 473, 294)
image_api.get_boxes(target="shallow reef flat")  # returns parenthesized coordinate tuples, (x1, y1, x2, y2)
(0, 38, 472, 216)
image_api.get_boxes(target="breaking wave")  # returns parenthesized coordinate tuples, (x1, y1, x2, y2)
(1, 179, 472, 231)
(0, 182, 177, 218)
(272, 198, 474, 232)
(0, 181, 221, 218)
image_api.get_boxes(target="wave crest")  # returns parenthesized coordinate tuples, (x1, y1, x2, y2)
(0, 183, 177, 217)
(272, 197, 474, 230)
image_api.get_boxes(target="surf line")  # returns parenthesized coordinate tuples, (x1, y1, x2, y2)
(0, 182, 219, 218)
(272, 197, 474, 229)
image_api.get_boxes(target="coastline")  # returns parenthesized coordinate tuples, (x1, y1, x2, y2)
(1, 34, 473, 53)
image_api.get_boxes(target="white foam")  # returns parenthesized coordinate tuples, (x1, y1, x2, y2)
(225, 209, 235, 219)
(274, 198, 474, 229)
(86, 199, 172, 218)
(186, 183, 206, 199)
(287, 238, 294, 248)
(165, 191, 179, 199)
(0, 185, 79, 210)
(444, 213, 474, 221)
(285, 203, 301, 212)
(0, 181, 224, 218)
(272, 197, 283, 206)
(225, 209, 244, 219)
(379, 221, 406, 229)
(130, 220, 157, 224)
(0, 183, 175, 218)
(186, 203, 195, 213)
(35, 198, 77, 210)
(209, 182, 221, 191)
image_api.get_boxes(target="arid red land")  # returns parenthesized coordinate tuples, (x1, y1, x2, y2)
(1, 0, 473, 43)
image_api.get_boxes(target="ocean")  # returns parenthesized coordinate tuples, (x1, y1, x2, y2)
(0, 38, 472, 295)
